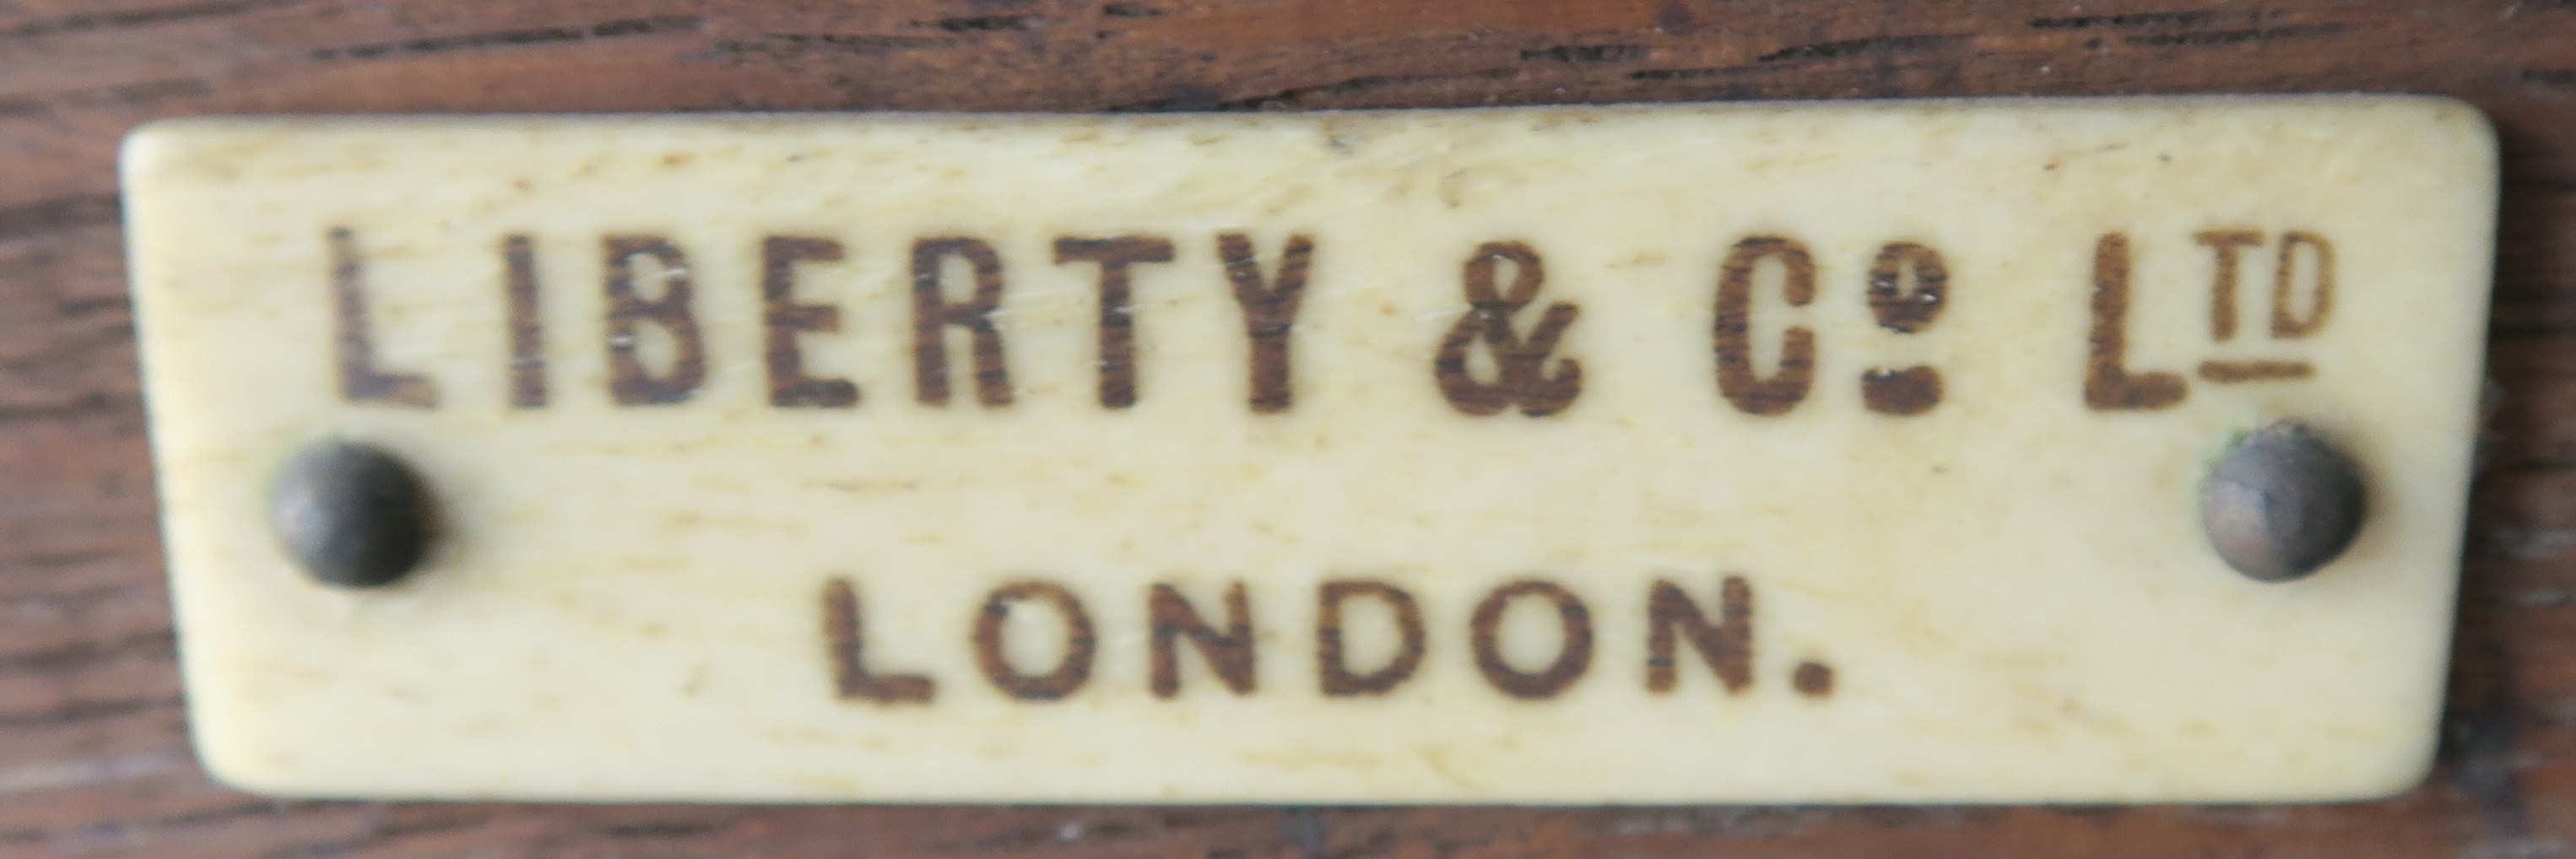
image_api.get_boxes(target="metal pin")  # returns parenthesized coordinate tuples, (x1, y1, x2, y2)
(270, 440, 431, 588)
(2200, 423, 2365, 582)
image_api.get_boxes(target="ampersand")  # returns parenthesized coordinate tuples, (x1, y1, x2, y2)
(1433, 241, 1583, 417)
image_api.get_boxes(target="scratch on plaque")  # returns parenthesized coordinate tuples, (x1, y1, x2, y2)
(814, 478, 923, 493)
(679, 665, 710, 696)
(1414, 745, 1472, 788)
(1232, 748, 1385, 774)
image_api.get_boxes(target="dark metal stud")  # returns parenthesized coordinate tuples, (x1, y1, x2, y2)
(270, 440, 431, 588)
(2200, 423, 2366, 583)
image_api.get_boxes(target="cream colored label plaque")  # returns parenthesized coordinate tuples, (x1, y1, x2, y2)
(124, 98, 2497, 803)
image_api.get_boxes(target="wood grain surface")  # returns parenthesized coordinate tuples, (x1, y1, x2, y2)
(3, 0, 2572, 856)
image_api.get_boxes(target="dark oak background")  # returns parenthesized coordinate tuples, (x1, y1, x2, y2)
(3, 0, 2572, 856)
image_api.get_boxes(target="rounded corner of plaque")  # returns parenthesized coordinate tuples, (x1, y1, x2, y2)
(188, 732, 314, 800)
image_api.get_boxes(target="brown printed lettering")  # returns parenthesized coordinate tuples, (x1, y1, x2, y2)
(1862, 241, 1947, 416)
(1056, 235, 1177, 409)
(327, 227, 437, 408)
(2193, 230, 2263, 341)
(1149, 582, 1257, 697)
(1218, 232, 1313, 414)
(501, 234, 545, 408)
(603, 235, 707, 405)
(1645, 577, 1752, 694)
(1860, 367, 1942, 416)
(1317, 580, 1426, 697)
(1713, 235, 1816, 416)
(972, 581, 1096, 701)
(761, 236, 859, 408)
(2083, 233, 2186, 411)
(911, 237, 1012, 407)
(2271, 230, 2335, 338)
(821, 578, 936, 704)
(1469, 579, 1594, 700)
(1864, 241, 1946, 334)
(1793, 661, 1836, 698)
(1433, 241, 1583, 417)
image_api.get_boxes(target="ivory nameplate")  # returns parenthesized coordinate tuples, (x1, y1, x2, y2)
(122, 97, 2497, 802)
